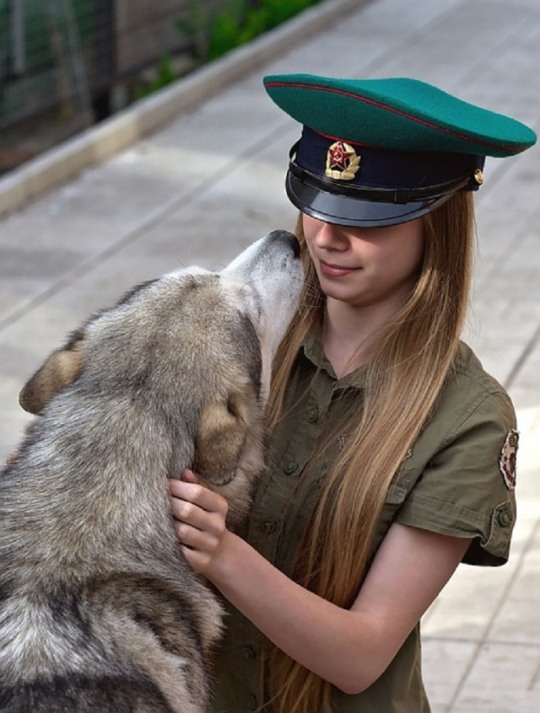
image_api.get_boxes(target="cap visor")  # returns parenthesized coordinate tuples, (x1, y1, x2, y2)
(286, 171, 448, 227)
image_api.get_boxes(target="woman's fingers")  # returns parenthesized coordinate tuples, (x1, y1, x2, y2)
(168, 474, 230, 570)
(170, 478, 228, 520)
(168, 474, 233, 575)
(171, 495, 226, 536)
(176, 519, 220, 551)
(180, 467, 199, 484)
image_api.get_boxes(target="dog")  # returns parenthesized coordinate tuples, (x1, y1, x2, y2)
(0, 230, 303, 713)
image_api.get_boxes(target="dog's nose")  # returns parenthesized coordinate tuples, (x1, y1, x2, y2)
(268, 230, 301, 257)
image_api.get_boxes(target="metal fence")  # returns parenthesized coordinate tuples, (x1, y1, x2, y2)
(0, 0, 239, 173)
(0, 1, 111, 130)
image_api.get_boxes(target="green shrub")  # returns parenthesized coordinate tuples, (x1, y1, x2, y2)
(134, 55, 177, 99)
(151, 0, 323, 95)
(200, 0, 322, 62)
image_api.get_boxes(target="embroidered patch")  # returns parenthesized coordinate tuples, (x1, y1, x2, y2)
(498, 428, 519, 490)
(325, 141, 361, 180)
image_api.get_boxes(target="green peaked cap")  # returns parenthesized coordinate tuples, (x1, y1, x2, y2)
(263, 74, 536, 158)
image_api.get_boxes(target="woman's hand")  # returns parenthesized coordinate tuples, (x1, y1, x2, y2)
(169, 469, 233, 576)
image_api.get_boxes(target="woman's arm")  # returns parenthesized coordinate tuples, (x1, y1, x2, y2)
(170, 473, 469, 694)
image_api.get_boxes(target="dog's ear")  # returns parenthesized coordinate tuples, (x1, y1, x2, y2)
(19, 332, 86, 414)
(193, 392, 249, 484)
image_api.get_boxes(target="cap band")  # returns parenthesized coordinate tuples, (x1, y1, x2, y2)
(289, 142, 476, 204)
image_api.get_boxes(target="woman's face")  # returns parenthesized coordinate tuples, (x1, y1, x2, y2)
(302, 214, 425, 311)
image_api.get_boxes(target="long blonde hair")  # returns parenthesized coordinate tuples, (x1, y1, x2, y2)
(266, 192, 475, 713)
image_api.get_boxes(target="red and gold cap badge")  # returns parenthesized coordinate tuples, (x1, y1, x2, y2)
(325, 141, 361, 181)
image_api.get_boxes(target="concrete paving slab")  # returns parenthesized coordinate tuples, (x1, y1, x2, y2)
(421, 639, 477, 712)
(450, 640, 540, 712)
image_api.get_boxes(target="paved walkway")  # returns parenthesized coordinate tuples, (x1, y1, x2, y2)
(1, 0, 539, 710)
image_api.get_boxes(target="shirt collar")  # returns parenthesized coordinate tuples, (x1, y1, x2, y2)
(302, 325, 366, 390)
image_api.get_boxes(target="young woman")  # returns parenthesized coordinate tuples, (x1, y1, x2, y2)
(169, 75, 536, 712)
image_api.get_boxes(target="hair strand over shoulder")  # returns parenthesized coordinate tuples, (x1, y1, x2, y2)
(265, 193, 475, 713)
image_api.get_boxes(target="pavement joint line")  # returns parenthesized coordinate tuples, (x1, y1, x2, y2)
(343, 0, 471, 80)
(343, 0, 495, 91)
(455, 0, 540, 91)
(0, 121, 290, 334)
(422, 636, 540, 649)
(0, 0, 367, 220)
(529, 658, 540, 692)
(445, 516, 540, 709)
(505, 319, 540, 390)
(475, 195, 540, 300)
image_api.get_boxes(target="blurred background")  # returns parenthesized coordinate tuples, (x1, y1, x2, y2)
(0, 0, 319, 174)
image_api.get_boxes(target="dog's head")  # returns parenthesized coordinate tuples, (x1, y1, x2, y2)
(19, 231, 303, 518)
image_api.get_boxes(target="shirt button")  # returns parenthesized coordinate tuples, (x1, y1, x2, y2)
(497, 509, 512, 527)
(248, 694, 258, 710)
(283, 461, 298, 475)
(306, 406, 319, 423)
(263, 520, 276, 534)
(242, 645, 256, 660)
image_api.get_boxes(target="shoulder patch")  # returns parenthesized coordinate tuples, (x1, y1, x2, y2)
(498, 428, 519, 490)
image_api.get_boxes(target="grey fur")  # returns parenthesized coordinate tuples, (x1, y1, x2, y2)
(0, 231, 303, 713)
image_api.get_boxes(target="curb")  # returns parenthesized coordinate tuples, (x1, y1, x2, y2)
(0, 0, 366, 219)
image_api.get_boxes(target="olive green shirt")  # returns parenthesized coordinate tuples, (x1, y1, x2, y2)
(211, 333, 518, 712)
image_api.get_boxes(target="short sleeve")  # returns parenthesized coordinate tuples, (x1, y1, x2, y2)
(395, 391, 518, 566)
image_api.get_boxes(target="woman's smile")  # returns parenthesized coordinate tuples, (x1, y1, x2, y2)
(318, 260, 361, 278)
